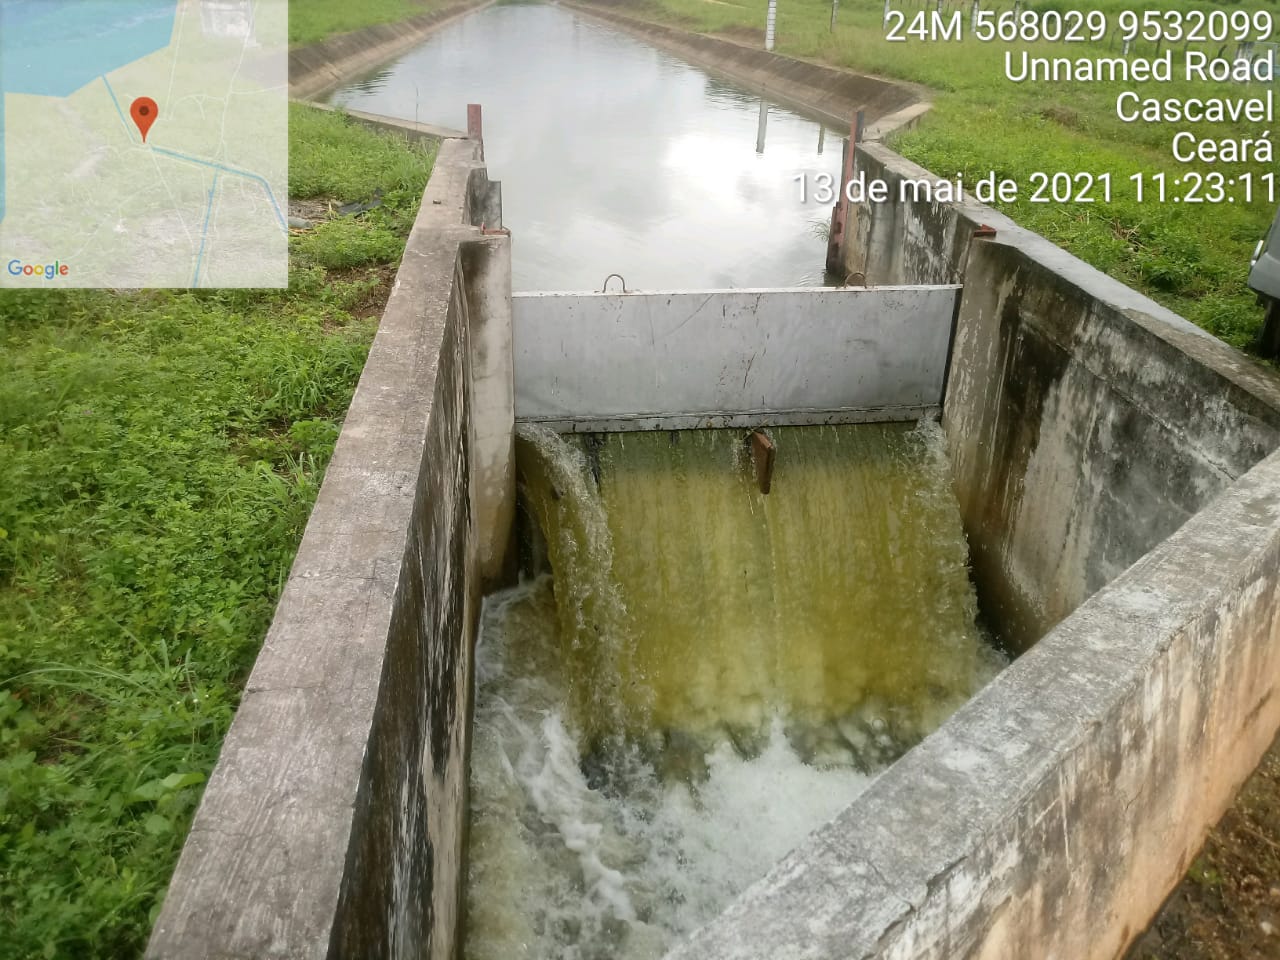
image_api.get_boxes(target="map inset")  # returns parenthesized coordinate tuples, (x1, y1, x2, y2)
(0, 0, 288, 288)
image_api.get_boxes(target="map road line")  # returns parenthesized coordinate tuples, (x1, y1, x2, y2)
(193, 169, 219, 288)
(149, 145, 287, 234)
(101, 75, 136, 142)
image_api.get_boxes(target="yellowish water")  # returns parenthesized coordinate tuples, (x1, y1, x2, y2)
(464, 422, 1004, 960)
(517, 422, 995, 751)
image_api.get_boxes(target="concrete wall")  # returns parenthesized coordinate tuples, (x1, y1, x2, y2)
(512, 287, 959, 431)
(146, 137, 514, 960)
(847, 142, 1216, 334)
(561, 0, 928, 135)
(463, 237, 516, 583)
(665, 443, 1280, 960)
(948, 240, 1280, 653)
(300, 100, 466, 143)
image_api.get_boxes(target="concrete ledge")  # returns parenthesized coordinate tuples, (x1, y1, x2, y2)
(289, 0, 496, 101)
(558, 0, 925, 131)
(147, 139, 513, 959)
(666, 443, 1280, 959)
(299, 100, 467, 142)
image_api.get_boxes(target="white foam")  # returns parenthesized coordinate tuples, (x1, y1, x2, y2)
(465, 579, 872, 960)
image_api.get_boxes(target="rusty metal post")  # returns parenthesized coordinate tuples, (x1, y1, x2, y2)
(748, 431, 776, 495)
(467, 103, 483, 159)
(825, 138, 848, 274)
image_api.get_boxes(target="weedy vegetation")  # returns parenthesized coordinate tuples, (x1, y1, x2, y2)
(0, 104, 434, 959)
(288, 0, 455, 45)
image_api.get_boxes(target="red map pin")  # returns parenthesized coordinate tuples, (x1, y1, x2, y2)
(130, 97, 159, 142)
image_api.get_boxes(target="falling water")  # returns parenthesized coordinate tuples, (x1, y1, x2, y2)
(464, 422, 1005, 960)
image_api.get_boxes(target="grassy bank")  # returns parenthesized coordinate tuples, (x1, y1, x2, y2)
(289, 0, 455, 45)
(0, 105, 434, 960)
(598, 0, 1277, 349)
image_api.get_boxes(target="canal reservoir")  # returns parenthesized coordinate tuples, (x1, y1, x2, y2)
(326, 2, 841, 290)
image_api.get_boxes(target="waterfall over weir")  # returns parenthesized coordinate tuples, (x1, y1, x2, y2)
(464, 423, 1005, 960)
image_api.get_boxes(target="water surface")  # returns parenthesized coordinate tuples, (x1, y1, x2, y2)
(326, 2, 841, 290)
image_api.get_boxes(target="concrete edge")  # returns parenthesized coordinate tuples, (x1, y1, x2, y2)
(288, 0, 497, 102)
(556, 0, 929, 135)
(863, 101, 933, 142)
(517, 405, 942, 433)
(296, 99, 468, 142)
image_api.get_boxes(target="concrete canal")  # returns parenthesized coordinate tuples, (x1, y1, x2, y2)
(147, 3, 1280, 959)
(324, 12, 948, 955)
(324, 1, 841, 290)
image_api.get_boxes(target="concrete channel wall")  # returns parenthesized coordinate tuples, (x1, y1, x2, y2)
(512, 287, 959, 431)
(560, 0, 928, 134)
(948, 240, 1280, 653)
(146, 137, 514, 960)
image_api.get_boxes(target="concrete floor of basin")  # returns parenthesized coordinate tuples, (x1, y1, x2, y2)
(1128, 731, 1280, 959)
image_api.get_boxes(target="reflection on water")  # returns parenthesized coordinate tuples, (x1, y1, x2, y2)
(344, 68, 394, 95)
(324, 2, 842, 290)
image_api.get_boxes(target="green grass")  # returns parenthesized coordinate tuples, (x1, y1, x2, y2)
(0, 105, 435, 960)
(608, 0, 1278, 349)
(289, 0, 453, 45)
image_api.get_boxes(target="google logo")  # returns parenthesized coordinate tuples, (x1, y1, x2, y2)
(8, 259, 70, 280)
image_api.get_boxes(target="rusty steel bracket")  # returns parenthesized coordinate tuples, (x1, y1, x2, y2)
(748, 430, 776, 495)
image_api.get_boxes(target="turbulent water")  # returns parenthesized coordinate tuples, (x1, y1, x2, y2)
(464, 423, 1005, 960)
